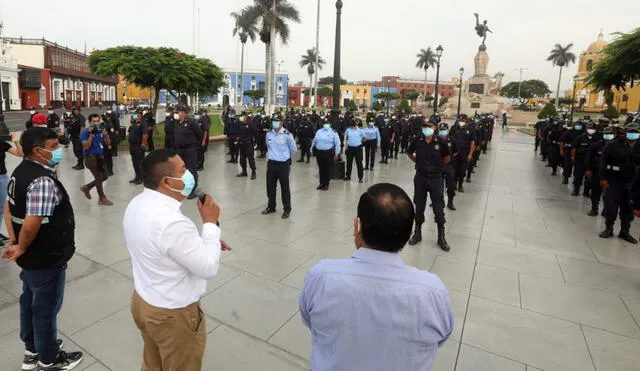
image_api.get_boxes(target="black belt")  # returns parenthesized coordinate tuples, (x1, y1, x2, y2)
(178, 145, 197, 150)
(129, 143, 142, 148)
(268, 160, 290, 165)
(347, 145, 362, 149)
(315, 149, 333, 153)
(564, 144, 572, 148)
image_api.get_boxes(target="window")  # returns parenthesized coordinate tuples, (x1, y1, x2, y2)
(586, 60, 593, 72)
(356, 89, 360, 93)
(251, 76, 256, 80)
(622, 94, 629, 102)
(39, 86, 47, 106)
(364, 89, 367, 94)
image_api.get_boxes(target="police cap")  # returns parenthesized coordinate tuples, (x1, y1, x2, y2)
(624, 122, 640, 132)
(175, 105, 188, 113)
(422, 121, 435, 127)
(602, 126, 614, 134)
(585, 122, 596, 129)
(438, 123, 449, 130)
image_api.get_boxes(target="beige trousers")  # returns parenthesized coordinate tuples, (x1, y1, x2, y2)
(131, 291, 206, 371)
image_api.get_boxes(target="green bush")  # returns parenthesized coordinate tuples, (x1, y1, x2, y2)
(372, 101, 383, 111)
(346, 100, 358, 112)
(396, 99, 413, 114)
(537, 103, 558, 119)
(602, 106, 619, 119)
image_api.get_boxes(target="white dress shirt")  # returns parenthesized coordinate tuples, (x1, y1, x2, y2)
(123, 188, 222, 309)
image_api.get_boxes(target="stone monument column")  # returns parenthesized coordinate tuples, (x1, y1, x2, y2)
(474, 50, 489, 77)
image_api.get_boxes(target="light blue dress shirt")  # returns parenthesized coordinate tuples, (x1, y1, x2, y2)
(299, 247, 454, 371)
(345, 127, 366, 147)
(266, 128, 297, 161)
(311, 128, 341, 155)
(363, 126, 381, 145)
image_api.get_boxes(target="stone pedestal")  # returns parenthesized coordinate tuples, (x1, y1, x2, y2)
(474, 50, 489, 77)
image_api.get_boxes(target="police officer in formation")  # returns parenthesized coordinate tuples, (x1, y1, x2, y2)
(236, 112, 257, 179)
(560, 120, 582, 185)
(311, 118, 341, 191)
(438, 123, 458, 211)
(296, 115, 315, 163)
(173, 105, 202, 199)
(164, 107, 176, 150)
(127, 109, 148, 185)
(363, 117, 381, 170)
(69, 106, 86, 170)
(571, 121, 600, 196)
(196, 110, 210, 171)
(225, 109, 240, 163)
(344, 120, 366, 183)
(378, 115, 394, 164)
(450, 115, 476, 192)
(263, 114, 296, 219)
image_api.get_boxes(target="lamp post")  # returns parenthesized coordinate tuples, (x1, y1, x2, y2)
(433, 45, 443, 115)
(570, 74, 579, 122)
(456, 67, 464, 119)
(331, 0, 343, 130)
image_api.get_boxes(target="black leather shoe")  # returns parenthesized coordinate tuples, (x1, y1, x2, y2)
(571, 189, 579, 196)
(344, 177, 351, 181)
(296, 159, 304, 163)
(618, 232, 638, 244)
(251, 171, 256, 180)
(457, 184, 464, 193)
(316, 185, 323, 190)
(359, 179, 363, 183)
(587, 208, 598, 217)
(281, 211, 290, 219)
(599, 228, 614, 238)
(408, 230, 422, 246)
(562, 177, 569, 185)
(465, 178, 471, 183)
(306, 159, 310, 164)
(261, 208, 276, 215)
(236, 172, 248, 177)
(437, 224, 450, 252)
(447, 200, 456, 211)
(227, 159, 236, 163)
(364, 167, 369, 170)
(129, 178, 139, 184)
(321, 185, 329, 191)
(133, 179, 142, 185)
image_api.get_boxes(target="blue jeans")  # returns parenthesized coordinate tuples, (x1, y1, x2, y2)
(19, 267, 66, 363)
(0, 173, 9, 225)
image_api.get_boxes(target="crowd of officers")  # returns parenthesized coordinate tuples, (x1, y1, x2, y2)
(534, 113, 640, 243)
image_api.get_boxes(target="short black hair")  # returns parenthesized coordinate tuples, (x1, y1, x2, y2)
(20, 127, 59, 157)
(87, 113, 101, 122)
(141, 149, 179, 190)
(357, 183, 415, 253)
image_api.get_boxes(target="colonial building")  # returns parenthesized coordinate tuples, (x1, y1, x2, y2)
(6, 37, 117, 109)
(361, 76, 456, 101)
(0, 37, 20, 111)
(211, 68, 289, 107)
(116, 75, 155, 106)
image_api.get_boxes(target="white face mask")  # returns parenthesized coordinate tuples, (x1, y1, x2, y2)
(173, 113, 180, 120)
(48, 111, 54, 114)
(142, 110, 148, 116)
(30, 110, 36, 115)
(586, 129, 596, 135)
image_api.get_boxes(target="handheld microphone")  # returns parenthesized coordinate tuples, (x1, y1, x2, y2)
(194, 187, 220, 226)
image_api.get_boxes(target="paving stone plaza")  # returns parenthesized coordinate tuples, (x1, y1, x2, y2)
(1, 129, 640, 371)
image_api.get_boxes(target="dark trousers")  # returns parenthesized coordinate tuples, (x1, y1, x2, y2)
(164, 135, 175, 151)
(393, 140, 401, 157)
(197, 144, 205, 169)
(316, 149, 334, 187)
(401, 136, 409, 152)
(589, 172, 603, 210)
(228, 139, 238, 161)
(178, 147, 199, 187)
(549, 144, 562, 172)
(103, 148, 114, 174)
(239, 142, 256, 172)
(535, 136, 540, 152)
(266, 161, 291, 212)
(541, 140, 549, 160)
(364, 140, 377, 169)
(72, 137, 83, 165)
(467, 150, 480, 177)
(130, 146, 144, 181)
(299, 138, 312, 161)
(443, 164, 456, 198)
(573, 157, 587, 189)
(413, 174, 446, 226)
(603, 178, 633, 231)
(19, 267, 65, 364)
(346, 146, 364, 180)
(257, 135, 267, 155)
(147, 129, 155, 152)
(84, 155, 109, 198)
(563, 151, 573, 179)
(455, 151, 469, 184)
(381, 139, 391, 161)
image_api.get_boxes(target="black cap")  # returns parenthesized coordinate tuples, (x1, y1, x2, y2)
(624, 122, 640, 132)
(585, 122, 596, 129)
(438, 123, 449, 130)
(603, 126, 614, 134)
(175, 105, 188, 113)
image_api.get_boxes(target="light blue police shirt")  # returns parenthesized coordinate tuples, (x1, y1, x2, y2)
(363, 126, 381, 145)
(266, 128, 297, 161)
(311, 128, 341, 155)
(345, 127, 366, 147)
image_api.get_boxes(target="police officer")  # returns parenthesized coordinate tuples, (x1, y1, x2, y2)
(201, 110, 211, 152)
(560, 121, 581, 185)
(254, 112, 269, 158)
(46, 107, 60, 131)
(263, 114, 297, 219)
(296, 115, 315, 163)
(236, 112, 257, 179)
(226, 110, 240, 163)
(598, 123, 640, 243)
(69, 106, 86, 170)
(400, 116, 411, 154)
(571, 122, 600, 196)
(547, 119, 565, 176)
(585, 126, 614, 216)
(195, 110, 209, 171)
(439, 123, 458, 210)
(311, 118, 341, 191)
(25, 107, 36, 129)
(378, 115, 394, 164)
(533, 118, 544, 154)
(451, 116, 476, 192)
(127, 110, 148, 184)
(363, 118, 381, 171)
(164, 107, 176, 150)
(540, 118, 553, 162)
(102, 112, 117, 176)
(141, 109, 155, 152)
(344, 120, 366, 183)
(174, 105, 202, 199)
(391, 114, 403, 159)
(407, 121, 451, 251)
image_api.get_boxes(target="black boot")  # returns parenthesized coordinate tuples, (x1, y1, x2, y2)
(447, 196, 456, 211)
(562, 177, 569, 185)
(296, 158, 304, 163)
(251, 170, 256, 180)
(408, 225, 422, 246)
(437, 224, 450, 252)
(587, 206, 598, 217)
(599, 227, 614, 238)
(457, 183, 464, 193)
(571, 186, 579, 196)
(618, 231, 638, 244)
(236, 171, 248, 177)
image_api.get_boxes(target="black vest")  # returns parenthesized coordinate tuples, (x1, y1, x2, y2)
(8, 160, 75, 269)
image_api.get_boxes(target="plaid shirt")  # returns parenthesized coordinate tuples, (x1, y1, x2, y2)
(25, 160, 61, 217)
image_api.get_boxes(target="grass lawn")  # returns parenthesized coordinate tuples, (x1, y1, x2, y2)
(119, 115, 224, 148)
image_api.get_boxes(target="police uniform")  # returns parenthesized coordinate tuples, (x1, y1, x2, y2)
(102, 117, 116, 175)
(344, 126, 366, 182)
(174, 113, 202, 193)
(263, 120, 297, 219)
(311, 124, 341, 190)
(70, 110, 86, 169)
(143, 112, 156, 152)
(296, 119, 315, 163)
(236, 115, 257, 179)
(571, 123, 600, 196)
(196, 113, 210, 170)
(547, 120, 565, 175)
(452, 121, 476, 190)
(164, 112, 176, 150)
(407, 125, 451, 251)
(585, 128, 612, 216)
(226, 115, 241, 163)
(560, 123, 582, 184)
(127, 116, 147, 184)
(439, 124, 458, 210)
(378, 120, 394, 163)
(363, 123, 380, 170)
(391, 117, 402, 158)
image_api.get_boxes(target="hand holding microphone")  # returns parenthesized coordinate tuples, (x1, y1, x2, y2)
(195, 189, 231, 251)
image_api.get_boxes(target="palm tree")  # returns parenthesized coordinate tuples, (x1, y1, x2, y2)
(547, 43, 576, 107)
(299, 48, 325, 107)
(243, 0, 300, 110)
(231, 9, 259, 107)
(416, 47, 436, 101)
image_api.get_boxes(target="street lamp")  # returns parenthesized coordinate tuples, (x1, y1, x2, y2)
(433, 44, 443, 115)
(331, 0, 343, 130)
(570, 74, 579, 122)
(456, 67, 465, 119)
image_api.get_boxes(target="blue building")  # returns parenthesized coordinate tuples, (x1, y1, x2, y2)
(370, 87, 398, 108)
(212, 68, 289, 107)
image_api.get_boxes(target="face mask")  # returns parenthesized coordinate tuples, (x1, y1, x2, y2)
(30, 110, 35, 115)
(323, 123, 331, 130)
(142, 111, 148, 116)
(173, 113, 180, 120)
(626, 132, 640, 141)
(48, 110, 54, 114)
(132, 114, 138, 120)
(422, 127, 434, 137)
(195, 115, 200, 120)
(368, 122, 374, 126)
(574, 125, 583, 131)
(272, 121, 280, 129)
(586, 129, 596, 135)
(167, 170, 196, 197)
(603, 134, 614, 141)
(439, 130, 449, 137)
(106, 110, 112, 114)
(384, 119, 390, 123)
(228, 114, 235, 118)
(39, 147, 63, 166)
(165, 112, 171, 117)
(261, 114, 266, 118)
(460, 122, 466, 127)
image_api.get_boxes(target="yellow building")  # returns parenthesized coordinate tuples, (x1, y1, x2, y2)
(115, 75, 156, 105)
(574, 31, 640, 114)
(339, 85, 371, 108)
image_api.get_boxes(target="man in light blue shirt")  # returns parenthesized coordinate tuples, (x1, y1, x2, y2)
(311, 119, 341, 191)
(344, 122, 366, 183)
(263, 115, 297, 219)
(363, 120, 381, 171)
(300, 183, 454, 371)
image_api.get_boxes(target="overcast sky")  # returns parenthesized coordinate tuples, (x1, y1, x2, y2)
(2, 0, 638, 92)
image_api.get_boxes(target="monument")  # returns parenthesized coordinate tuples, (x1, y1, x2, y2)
(448, 13, 507, 116)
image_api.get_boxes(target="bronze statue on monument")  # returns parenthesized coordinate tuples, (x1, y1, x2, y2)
(474, 13, 492, 51)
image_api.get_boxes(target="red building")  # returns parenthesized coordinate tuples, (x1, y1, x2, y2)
(287, 86, 332, 108)
(362, 76, 456, 100)
(17, 65, 51, 109)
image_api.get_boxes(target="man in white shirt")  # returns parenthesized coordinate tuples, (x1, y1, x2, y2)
(123, 149, 230, 371)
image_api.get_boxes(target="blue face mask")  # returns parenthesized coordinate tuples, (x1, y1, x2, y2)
(574, 125, 583, 131)
(368, 122, 374, 126)
(168, 170, 196, 197)
(272, 121, 280, 129)
(195, 115, 200, 120)
(132, 114, 138, 120)
(627, 132, 640, 141)
(323, 123, 331, 130)
(422, 127, 435, 137)
(438, 130, 449, 137)
(603, 134, 615, 141)
(228, 114, 235, 118)
(40, 147, 64, 166)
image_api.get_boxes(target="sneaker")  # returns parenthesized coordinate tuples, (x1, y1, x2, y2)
(22, 340, 64, 370)
(38, 350, 83, 371)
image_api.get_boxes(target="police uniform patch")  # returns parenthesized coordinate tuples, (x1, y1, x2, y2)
(465, 131, 469, 135)
(435, 144, 440, 150)
(448, 143, 451, 147)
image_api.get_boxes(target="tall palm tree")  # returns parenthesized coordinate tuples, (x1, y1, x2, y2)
(299, 48, 325, 107)
(243, 0, 300, 110)
(416, 48, 436, 101)
(547, 43, 576, 107)
(231, 9, 259, 107)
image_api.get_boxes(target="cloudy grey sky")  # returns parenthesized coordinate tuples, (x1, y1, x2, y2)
(1, 0, 638, 92)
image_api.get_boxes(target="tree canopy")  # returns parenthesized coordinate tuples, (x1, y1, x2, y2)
(500, 79, 551, 102)
(538, 102, 558, 119)
(318, 76, 347, 86)
(88, 46, 224, 111)
(299, 47, 325, 77)
(584, 28, 640, 91)
(374, 91, 401, 101)
(416, 48, 436, 71)
(243, 0, 301, 45)
(244, 89, 265, 104)
(404, 92, 420, 101)
(547, 43, 577, 68)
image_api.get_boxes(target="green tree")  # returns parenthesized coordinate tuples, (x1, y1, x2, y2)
(547, 43, 577, 106)
(404, 91, 420, 103)
(372, 101, 383, 111)
(243, 0, 300, 110)
(88, 46, 224, 114)
(438, 97, 449, 108)
(397, 99, 413, 114)
(244, 89, 265, 105)
(500, 79, 551, 103)
(603, 105, 619, 119)
(299, 48, 326, 106)
(318, 76, 347, 86)
(415, 47, 436, 100)
(374, 92, 400, 111)
(557, 97, 575, 107)
(346, 100, 358, 112)
(584, 28, 640, 92)
(231, 9, 259, 106)
(538, 102, 558, 119)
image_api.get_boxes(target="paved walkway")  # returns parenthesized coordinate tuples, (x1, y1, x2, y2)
(1, 129, 640, 371)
